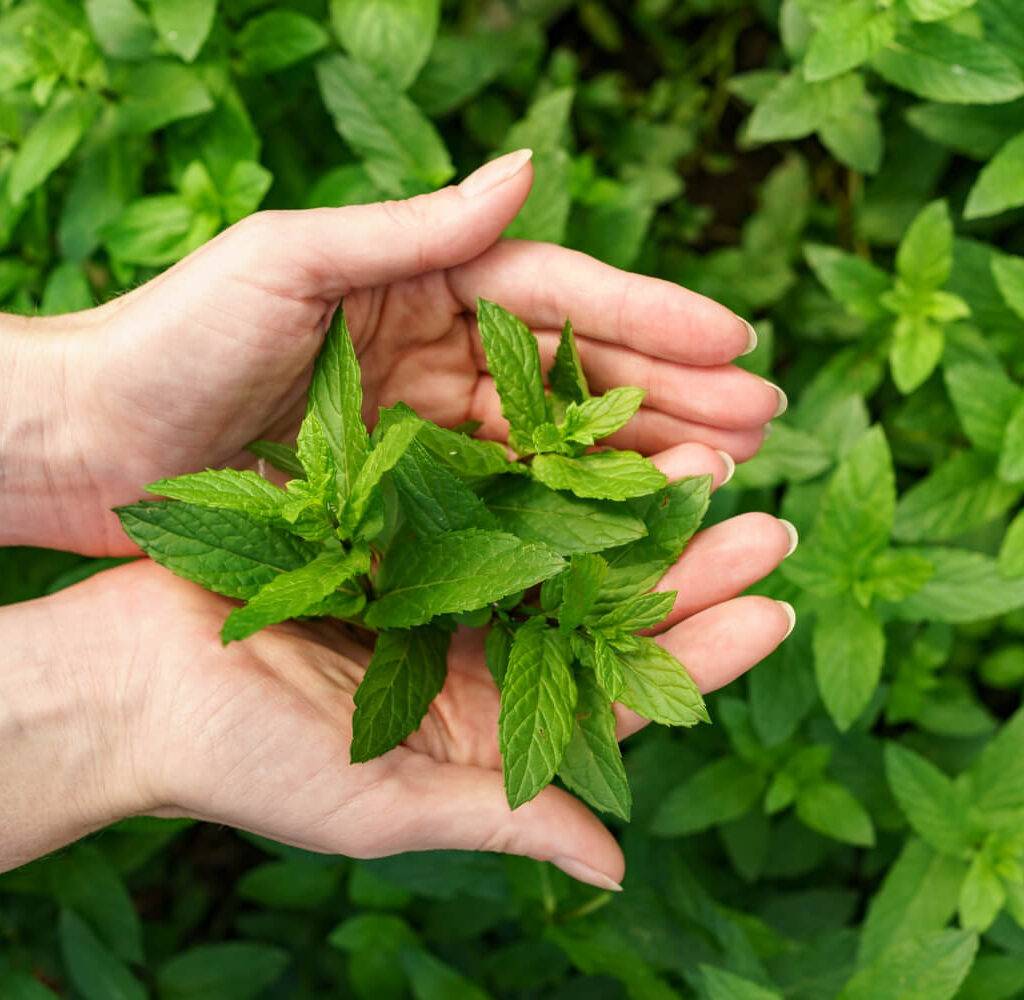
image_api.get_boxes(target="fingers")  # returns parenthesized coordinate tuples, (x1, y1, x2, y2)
(352, 754, 625, 891)
(216, 151, 535, 299)
(466, 374, 766, 460)
(449, 240, 755, 366)
(647, 441, 735, 489)
(652, 513, 798, 629)
(615, 597, 796, 740)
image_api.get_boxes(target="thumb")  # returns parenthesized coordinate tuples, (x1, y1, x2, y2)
(355, 757, 625, 891)
(221, 149, 535, 298)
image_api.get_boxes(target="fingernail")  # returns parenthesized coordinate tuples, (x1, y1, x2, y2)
(779, 519, 799, 557)
(778, 601, 797, 639)
(763, 422, 774, 438)
(762, 379, 788, 417)
(459, 149, 533, 198)
(715, 449, 735, 485)
(741, 320, 758, 356)
(551, 856, 623, 892)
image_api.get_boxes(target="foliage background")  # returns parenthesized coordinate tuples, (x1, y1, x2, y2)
(4, 0, 1024, 996)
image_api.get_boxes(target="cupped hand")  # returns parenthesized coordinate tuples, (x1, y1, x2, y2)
(27, 150, 780, 555)
(67, 454, 796, 890)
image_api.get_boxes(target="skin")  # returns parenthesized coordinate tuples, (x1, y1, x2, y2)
(0, 152, 795, 888)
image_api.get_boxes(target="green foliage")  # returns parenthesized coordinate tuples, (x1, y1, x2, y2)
(5, 0, 1024, 996)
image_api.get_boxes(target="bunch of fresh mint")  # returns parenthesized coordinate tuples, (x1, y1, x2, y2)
(116, 301, 711, 817)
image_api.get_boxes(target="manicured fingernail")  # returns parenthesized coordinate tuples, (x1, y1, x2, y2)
(715, 450, 735, 485)
(459, 149, 533, 198)
(763, 379, 788, 417)
(778, 601, 797, 639)
(551, 856, 623, 892)
(741, 320, 758, 355)
(779, 519, 799, 557)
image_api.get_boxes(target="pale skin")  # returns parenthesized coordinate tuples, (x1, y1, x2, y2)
(0, 150, 797, 889)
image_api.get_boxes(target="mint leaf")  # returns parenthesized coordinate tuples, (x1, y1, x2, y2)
(885, 743, 973, 856)
(969, 706, 1024, 814)
(366, 530, 565, 628)
(237, 10, 330, 73)
(943, 362, 1021, 454)
(247, 440, 307, 480)
(350, 626, 450, 763)
(342, 415, 421, 532)
(805, 242, 891, 322)
(484, 622, 512, 688)
(958, 853, 1004, 932)
(557, 671, 631, 820)
(1001, 510, 1024, 578)
(795, 780, 875, 846)
(532, 451, 667, 501)
(390, 439, 499, 535)
(151, 0, 216, 62)
(592, 633, 625, 700)
(556, 554, 608, 631)
(484, 477, 647, 554)
(617, 637, 708, 727)
(498, 618, 577, 809)
(296, 409, 337, 501)
(306, 308, 369, 504)
(896, 200, 953, 291)
(549, 319, 589, 405)
(803, 3, 896, 83)
(813, 595, 885, 731)
(965, 129, 1024, 220)
(999, 395, 1024, 482)
(222, 545, 371, 643)
(588, 590, 676, 632)
(116, 502, 318, 599)
(561, 387, 646, 445)
(315, 53, 453, 195)
(890, 315, 944, 395)
(146, 469, 287, 519)
(652, 756, 765, 836)
(476, 299, 548, 443)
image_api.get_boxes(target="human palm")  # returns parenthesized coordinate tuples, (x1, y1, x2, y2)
(57, 159, 780, 556)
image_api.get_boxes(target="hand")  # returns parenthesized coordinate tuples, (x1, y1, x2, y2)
(0, 473, 796, 887)
(1, 150, 783, 556)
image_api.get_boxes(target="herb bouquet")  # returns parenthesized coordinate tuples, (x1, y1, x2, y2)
(116, 301, 712, 818)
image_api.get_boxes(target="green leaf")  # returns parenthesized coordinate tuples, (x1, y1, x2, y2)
(838, 929, 978, 1000)
(969, 707, 1024, 813)
(894, 546, 1024, 623)
(114, 61, 214, 134)
(701, 967, 782, 1000)
(617, 637, 707, 727)
(965, 129, 1024, 219)
(391, 439, 499, 535)
(893, 451, 1019, 542)
(8, 91, 98, 206)
(85, 0, 155, 60)
(859, 549, 934, 603)
(557, 554, 608, 631)
(330, 0, 440, 91)
(992, 253, 1024, 320)
(873, 23, 1024, 103)
(343, 415, 421, 530)
(146, 469, 287, 519)
(484, 477, 647, 555)
(238, 10, 330, 73)
(561, 387, 646, 445)
(532, 451, 667, 501)
(157, 942, 289, 1000)
(944, 362, 1021, 453)
(366, 529, 565, 629)
(588, 590, 676, 633)
(804, 3, 896, 82)
(896, 200, 953, 291)
(413, 420, 518, 480)
(476, 299, 548, 443)
(590, 633, 626, 700)
(999, 395, 1024, 482)
(221, 160, 272, 223)
(1000, 509, 1024, 577)
(237, 860, 342, 910)
(884, 743, 973, 856)
(151, 0, 216, 62)
(890, 315, 944, 394)
(499, 618, 577, 809)
(102, 195, 218, 267)
(116, 502, 318, 599)
(958, 852, 1004, 931)
(59, 910, 145, 1000)
(222, 546, 370, 643)
(904, 0, 977, 20)
(859, 838, 968, 965)
(549, 319, 589, 405)
(804, 243, 891, 321)
(795, 780, 875, 846)
(746, 72, 853, 143)
(557, 672, 631, 820)
(315, 53, 453, 196)
(306, 308, 369, 505)
(484, 623, 511, 688)
(813, 595, 886, 731)
(651, 756, 765, 836)
(351, 626, 449, 762)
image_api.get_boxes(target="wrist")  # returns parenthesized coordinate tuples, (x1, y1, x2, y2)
(0, 577, 147, 872)
(0, 311, 102, 551)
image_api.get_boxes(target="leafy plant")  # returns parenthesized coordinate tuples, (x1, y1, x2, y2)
(117, 300, 710, 815)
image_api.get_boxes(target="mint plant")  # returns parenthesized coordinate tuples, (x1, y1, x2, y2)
(115, 300, 710, 816)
